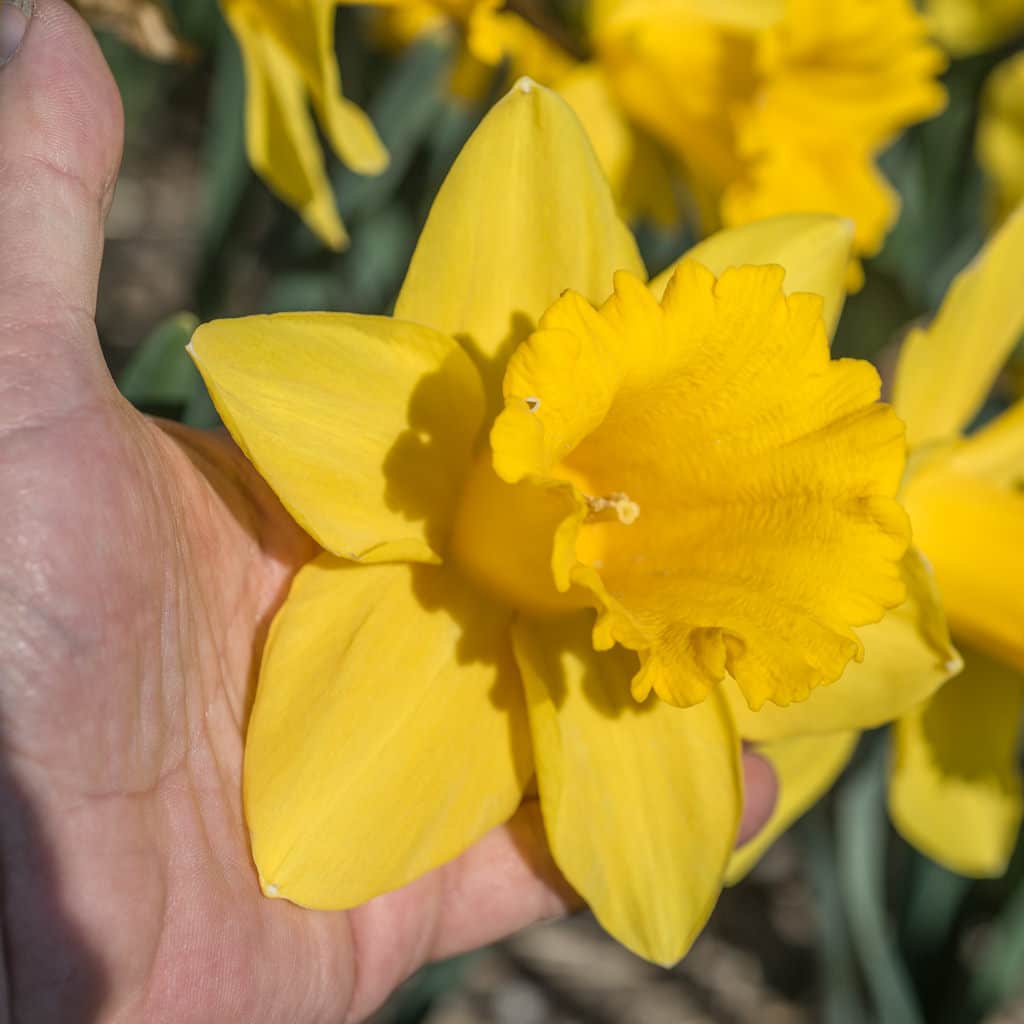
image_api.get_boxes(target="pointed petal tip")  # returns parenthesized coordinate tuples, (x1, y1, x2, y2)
(257, 869, 282, 899)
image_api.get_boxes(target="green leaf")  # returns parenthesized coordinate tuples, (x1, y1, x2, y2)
(796, 806, 869, 1024)
(959, 867, 1024, 1021)
(873, 54, 999, 311)
(899, 854, 972, 976)
(117, 313, 200, 406)
(168, 0, 224, 50)
(831, 270, 917, 361)
(94, 33, 174, 140)
(836, 737, 924, 1024)
(382, 955, 476, 1024)
(196, 21, 253, 316)
(117, 313, 220, 428)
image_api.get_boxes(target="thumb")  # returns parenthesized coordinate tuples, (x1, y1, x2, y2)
(0, 0, 123, 398)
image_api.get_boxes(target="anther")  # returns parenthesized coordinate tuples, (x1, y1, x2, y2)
(586, 492, 640, 525)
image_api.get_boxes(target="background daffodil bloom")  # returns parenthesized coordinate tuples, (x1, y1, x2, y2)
(738, 204, 1024, 882)
(978, 52, 1024, 225)
(189, 82, 921, 964)
(594, 0, 948, 288)
(886, 204, 1024, 878)
(926, 0, 1024, 55)
(222, 0, 389, 249)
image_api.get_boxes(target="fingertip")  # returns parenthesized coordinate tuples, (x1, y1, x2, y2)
(0, 0, 31, 68)
(1, 0, 124, 208)
(737, 749, 778, 847)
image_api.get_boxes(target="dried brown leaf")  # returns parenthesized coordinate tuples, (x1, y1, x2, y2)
(70, 0, 192, 61)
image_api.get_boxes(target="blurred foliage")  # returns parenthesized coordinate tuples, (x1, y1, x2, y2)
(89, 4, 1024, 1021)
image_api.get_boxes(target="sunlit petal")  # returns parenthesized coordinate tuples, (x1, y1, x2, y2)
(395, 81, 644, 407)
(512, 614, 741, 965)
(649, 214, 855, 337)
(248, 557, 532, 907)
(904, 463, 1024, 671)
(189, 313, 484, 562)
(894, 204, 1024, 448)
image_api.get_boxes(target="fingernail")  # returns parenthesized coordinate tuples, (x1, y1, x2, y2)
(0, 0, 32, 68)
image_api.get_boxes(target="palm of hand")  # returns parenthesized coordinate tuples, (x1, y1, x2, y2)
(2, 368, 355, 1021)
(0, 5, 773, 1021)
(0, 8, 571, 1021)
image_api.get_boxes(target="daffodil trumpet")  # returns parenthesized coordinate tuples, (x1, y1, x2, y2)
(189, 82, 949, 963)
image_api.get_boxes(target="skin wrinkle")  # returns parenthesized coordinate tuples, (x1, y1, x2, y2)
(18, 149, 112, 213)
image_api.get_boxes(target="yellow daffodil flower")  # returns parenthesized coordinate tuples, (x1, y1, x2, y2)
(222, 0, 389, 249)
(594, 0, 948, 287)
(978, 52, 1024, 225)
(926, 0, 1024, 55)
(886, 205, 1024, 877)
(188, 82, 942, 962)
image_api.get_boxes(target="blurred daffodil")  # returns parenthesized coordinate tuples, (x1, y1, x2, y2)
(886, 205, 1024, 877)
(222, 0, 389, 249)
(594, 0, 948, 287)
(725, 210, 1024, 884)
(189, 83, 923, 962)
(978, 52, 1024, 225)
(926, 0, 1024, 55)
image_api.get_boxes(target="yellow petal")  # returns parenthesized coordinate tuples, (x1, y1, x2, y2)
(554, 63, 682, 225)
(394, 80, 644, 406)
(226, 7, 348, 249)
(725, 0, 946, 278)
(469, 6, 576, 81)
(945, 396, 1024, 490)
(595, 7, 749, 202)
(555, 64, 635, 210)
(307, 0, 389, 175)
(889, 647, 1024, 877)
(721, 141, 898, 290)
(189, 312, 484, 562)
(247, 556, 532, 907)
(893, 204, 1024, 449)
(229, 0, 389, 175)
(903, 461, 1024, 671)
(726, 731, 859, 884)
(493, 263, 909, 710)
(753, 0, 947, 154)
(594, 0, 785, 36)
(726, 548, 960, 741)
(512, 614, 741, 964)
(648, 214, 855, 338)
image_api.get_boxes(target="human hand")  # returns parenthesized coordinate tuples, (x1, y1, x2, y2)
(0, 4, 776, 1021)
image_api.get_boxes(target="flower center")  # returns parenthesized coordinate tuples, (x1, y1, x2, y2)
(449, 449, 596, 618)
(585, 491, 641, 526)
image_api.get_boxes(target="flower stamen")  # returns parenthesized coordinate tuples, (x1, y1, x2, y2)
(586, 492, 640, 526)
